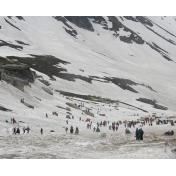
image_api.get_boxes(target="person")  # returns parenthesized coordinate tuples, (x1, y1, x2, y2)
(70, 126, 74, 134)
(65, 127, 68, 134)
(93, 126, 96, 132)
(12, 118, 16, 124)
(21, 98, 24, 103)
(135, 128, 139, 140)
(40, 128, 43, 135)
(16, 127, 20, 134)
(13, 127, 16, 135)
(75, 127, 79, 135)
(139, 128, 144, 140)
(26, 126, 30, 134)
(46, 113, 48, 118)
(96, 127, 100, 132)
(66, 120, 68, 125)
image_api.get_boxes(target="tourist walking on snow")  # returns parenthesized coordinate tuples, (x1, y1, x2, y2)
(75, 127, 79, 135)
(40, 128, 43, 135)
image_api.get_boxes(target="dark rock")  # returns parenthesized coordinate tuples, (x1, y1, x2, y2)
(108, 16, 123, 32)
(63, 27, 77, 38)
(16, 16, 25, 21)
(0, 40, 23, 50)
(89, 16, 108, 30)
(105, 77, 138, 93)
(108, 17, 144, 44)
(64, 16, 94, 32)
(136, 98, 168, 110)
(53, 16, 78, 38)
(123, 16, 138, 22)
(136, 16, 153, 27)
(0, 105, 12, 112)
(0, 63, 35, 90)
(38, 79, 51, 86)
(15, 40, 29, 46)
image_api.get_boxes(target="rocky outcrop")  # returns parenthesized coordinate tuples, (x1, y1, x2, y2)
(64, 16, 94, 32)
(0, 63, 35, 90)
(136, 98, 168, 110)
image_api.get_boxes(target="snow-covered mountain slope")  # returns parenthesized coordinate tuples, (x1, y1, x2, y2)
(1, 16, 176, 113)
(1, 16, 176, 158)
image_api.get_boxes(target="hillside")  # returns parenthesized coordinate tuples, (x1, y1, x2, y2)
(0, 16, 176, 158)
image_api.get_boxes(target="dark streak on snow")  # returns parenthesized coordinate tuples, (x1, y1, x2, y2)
(16, 16, 25, 21)
(53, 16, 78, 38)
(4, 18, 21, 31)
(0, 40, 23, 50)
(108, 16, 145, 44)
(136, 98, 168, 110)
(0, 106, 12, 112)
(56, 90, 148, 112)
(147, 42, 173, 61)
(64, 16, 94, 32)
(6, 55, 92, 83)
(15, 40, 29, 46)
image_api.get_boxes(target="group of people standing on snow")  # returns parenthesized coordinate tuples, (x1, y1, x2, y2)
(65, 126, 79, 135)
(12, 126, 31, 135)
(135, 128, 144, 140)
(12, 126, 44, 135)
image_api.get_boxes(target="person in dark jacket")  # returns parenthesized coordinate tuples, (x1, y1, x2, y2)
(13, 127, 16, 135)
(40, 128, 43, 135)
(139, 128, 144, 140)
(16, 128, 20, 134)
(135, 128, 139, 140)
(70, 126, 74, 134)
(96, 127, 100, 132)
(75, 127, 79, 135)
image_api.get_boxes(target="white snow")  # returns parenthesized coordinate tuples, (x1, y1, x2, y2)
(0, 16, 176, 158)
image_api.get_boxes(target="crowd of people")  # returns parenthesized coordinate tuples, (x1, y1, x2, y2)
(5, 98, 175, 142)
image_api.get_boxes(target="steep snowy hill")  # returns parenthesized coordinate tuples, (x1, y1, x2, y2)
(1, 16, 176, 158)
(1, 16, 176, 113)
